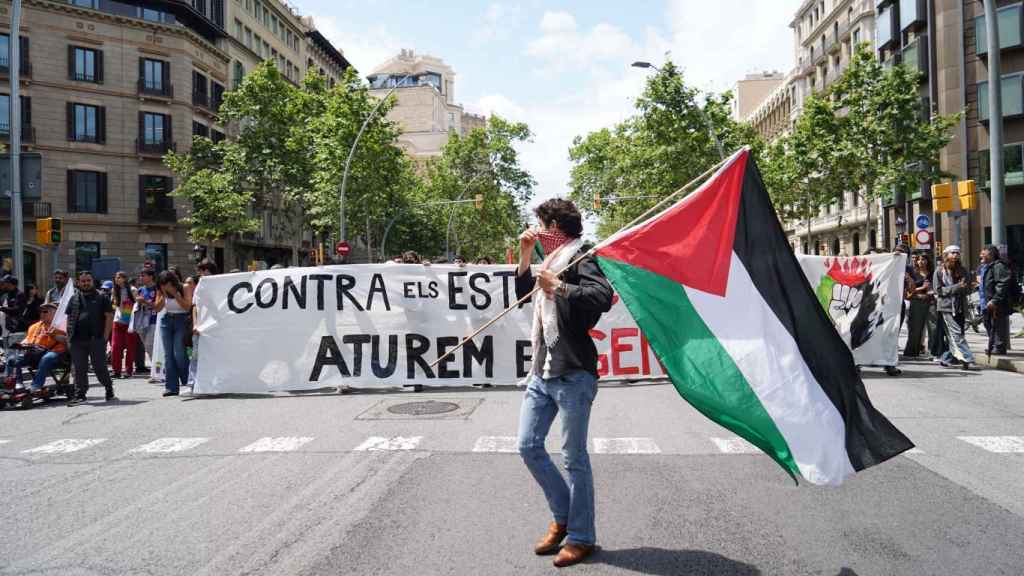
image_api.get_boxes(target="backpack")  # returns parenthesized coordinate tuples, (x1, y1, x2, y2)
(1005, 263, 1023, 309)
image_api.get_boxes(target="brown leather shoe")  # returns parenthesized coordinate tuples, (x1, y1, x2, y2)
(553, 543, 594, 567)
(534, 522, 567, 555)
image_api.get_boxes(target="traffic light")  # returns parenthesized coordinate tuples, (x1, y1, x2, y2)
(35, 218, 62, 246)
(593, 193, 601, 210)
(474, 194, 483, 209)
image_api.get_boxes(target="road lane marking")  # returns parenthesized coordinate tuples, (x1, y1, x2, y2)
(593, 437, 661, 454)
(130, 437, 210, 454)
(958, 436, 1024, 453)
(22, 439, 107, 454)
(905, 447, 925, 455)
(0, 439, 10, 445)
(710, 437, 760, 454)
(472, 436, 518, 453)
(238, 437, 314, 453)
(354, 436, 422, 451)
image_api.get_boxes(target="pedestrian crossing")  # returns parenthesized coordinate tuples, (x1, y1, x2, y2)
(0, 435, 1021, 457)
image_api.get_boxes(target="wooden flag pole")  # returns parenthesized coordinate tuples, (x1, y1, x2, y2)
(428, 150, 739, 370)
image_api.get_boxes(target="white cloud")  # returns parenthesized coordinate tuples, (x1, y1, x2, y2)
(525, 11, 637, 72)
(307, 14, 401, 74)
(473, 3, 522, 45)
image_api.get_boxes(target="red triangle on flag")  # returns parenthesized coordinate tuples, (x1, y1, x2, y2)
(595, 149, 748, 297)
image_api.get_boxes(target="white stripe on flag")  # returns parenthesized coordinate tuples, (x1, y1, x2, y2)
(52, 285, 76, 331)
(684, 252, 856, 485)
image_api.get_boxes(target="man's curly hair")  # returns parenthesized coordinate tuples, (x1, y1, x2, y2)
(534, 199, 583, 238)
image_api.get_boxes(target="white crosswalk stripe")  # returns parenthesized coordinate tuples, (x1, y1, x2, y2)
(0, 439, 10, 445)
(593, 437, 661, 454)
(238, 437, 314, 453)
(958, 436, 1024, 453)
(354, 436, 422, 451)
(130, 437, 210, 454)
(472, 436, 518, 453)
(710, 436, 760, 454)
(22, 439, 106, 454)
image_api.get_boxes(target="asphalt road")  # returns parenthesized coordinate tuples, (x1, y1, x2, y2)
(1, 358, 1023, 575)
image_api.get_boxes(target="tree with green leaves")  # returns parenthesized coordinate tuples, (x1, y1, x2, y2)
(568, 61, 762, 239)
(418, 115, 535, 261)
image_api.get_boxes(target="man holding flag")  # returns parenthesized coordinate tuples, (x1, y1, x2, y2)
(515, 199, 613, 568)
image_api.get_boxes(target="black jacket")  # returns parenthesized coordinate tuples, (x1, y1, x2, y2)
(983, 259, 1013, 313)
(515, 246, 614, 378)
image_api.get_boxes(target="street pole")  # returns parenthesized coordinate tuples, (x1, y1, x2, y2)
(10, 0, 22, 284)
(984, 0, 1006, 248)
(338, 73, 411, 249)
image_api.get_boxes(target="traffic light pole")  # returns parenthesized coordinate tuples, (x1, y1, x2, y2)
(10, 0, 23, 284)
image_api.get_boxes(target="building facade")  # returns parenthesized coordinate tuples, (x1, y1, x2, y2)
(0, 0, 233, 285)
(367, 49, 486, 160)
(732, 71, 784, 122)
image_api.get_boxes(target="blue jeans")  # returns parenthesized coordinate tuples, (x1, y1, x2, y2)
(6, 351, 62, 391)
(517, 370, 598, 546)
(161, 314, 189, 393)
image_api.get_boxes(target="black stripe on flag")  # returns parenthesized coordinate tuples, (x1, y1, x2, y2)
(730, 154, 914, 471)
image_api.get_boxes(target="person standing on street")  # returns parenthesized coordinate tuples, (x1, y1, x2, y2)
(154, 270, 191, 396)
(135, 269, 159, 382)
(0, 275, 27, 333)
(44, 269, 69, 304)
(515, 199, 613, 568)
(934, 245, 976, 370)
(109, 271, 137, 379)
(980, 245, 1012, 355)
(66, 271, 116, 405)
(904, 253, 935, 357)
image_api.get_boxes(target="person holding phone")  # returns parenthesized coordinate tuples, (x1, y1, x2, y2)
(154, 270, 192, 396)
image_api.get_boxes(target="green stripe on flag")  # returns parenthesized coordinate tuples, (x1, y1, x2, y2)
(597, 256, 800, 480)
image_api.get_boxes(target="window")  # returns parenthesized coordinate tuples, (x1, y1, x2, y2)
(255, 1, 262, 21)
(0, 34, 30, 74)
(211, 129, 225, 143)
(233, 60, 244, 89)
(853, 28, 860, 45)
(262, 40, 270, 58)
(66, 103, 105, 143)
(139, 8, 170, 23)
(978, 74, 1024, 121)
(71, 0, 99, 7)
(142, 112, 168, 145)
(140, 175, 174, 221)
(193, 71, 209, 107)
(234, 19, 242, 39)
(900, 0, 926, 31)
(192, 121, 209, 137)
(69, 46, 102, 82)
(67, 171, 107, 213)
(976, 4, 1023, 55)
(877, 3, 895, 48)
(980, 144, 1024, 188)
(244, 27, 252, 48)
(211, 81, 224, 111)
(75, 242, 101, 273)
(140, 58, 170, 96)
(145, 243, 168, 272)
(245, 0, 252, 13)
(0, 95, 30, 138)
(272, 16, 279, 36)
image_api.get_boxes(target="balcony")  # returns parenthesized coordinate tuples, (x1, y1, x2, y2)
(0, 58, 32, 79)
(0, 200, 51, 220)
(139, 205, 176, 223)
(136, 139, 176, 156)
(899, 0, 927, 32)
(839, 20, 852, 41)
(0, 123, 35, 144)
(826, 32, 841, 54)
(902, 35, 928, 83)
(137, 79, 174, 99)
(975, 4, 1024, 59)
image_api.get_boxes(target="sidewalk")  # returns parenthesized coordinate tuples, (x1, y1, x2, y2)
(963, 314, 1024, 374)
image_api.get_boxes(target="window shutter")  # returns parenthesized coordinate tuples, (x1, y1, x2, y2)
(98, 172, 108, 214)
(138, 57, 145, 85)
(66, 102, 74, 140)
(66, 170, 76, 212)
(95, 50, 103, 83)
(138, 174, 146, 212)
(164, 114, 172, 147)
(97, 106, 106, 144)
(167, 177, 175, 213)
(138, 111, 144, 146)
(162, 60, 170, 91)
(68, 46, 75, 80)
(20, 37, 29, 68)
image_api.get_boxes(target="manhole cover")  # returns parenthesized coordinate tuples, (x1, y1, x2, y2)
(387, 401, 460, 416)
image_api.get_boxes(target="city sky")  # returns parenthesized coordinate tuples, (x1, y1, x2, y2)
(299, 0, 804, 218)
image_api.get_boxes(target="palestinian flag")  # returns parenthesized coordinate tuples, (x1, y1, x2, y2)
(594, 148, 913, 486)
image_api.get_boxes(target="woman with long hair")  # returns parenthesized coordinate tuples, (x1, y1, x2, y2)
(154, 270, 192, 396)
(21, 283, 43, 328)
(109, 271, 137, 378)
(903, 253, 935, 357)
(933, 246, 975, 369)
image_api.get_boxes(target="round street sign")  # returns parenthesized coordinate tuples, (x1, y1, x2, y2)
(915, 229, 932, 246)
(916, 214, 931, 230)
(335, 241, 351, 256)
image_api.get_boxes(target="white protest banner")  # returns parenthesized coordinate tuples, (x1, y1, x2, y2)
(796, 253, 907, 367)
(192, 264, 663, 393)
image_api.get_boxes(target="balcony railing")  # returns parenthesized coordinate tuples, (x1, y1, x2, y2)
(139, 205, 176, 223)
(0, 123, 35, 143)
(0, 200, 51, 220)
(136, 139, 176, 156)
(137, 78, 174, 98)
(71, 71, 97, 82)
(0, 60, 32, 78)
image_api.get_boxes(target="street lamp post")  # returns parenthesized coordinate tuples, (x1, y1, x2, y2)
(338, 72, 412, 252)
(631, 61, 725, 161)
(983, 0, 1006, 249)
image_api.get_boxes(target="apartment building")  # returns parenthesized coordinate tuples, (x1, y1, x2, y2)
(367, 49, 486, 160)
(732, 71, 784, 122)
(0, 0, 235, 285)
